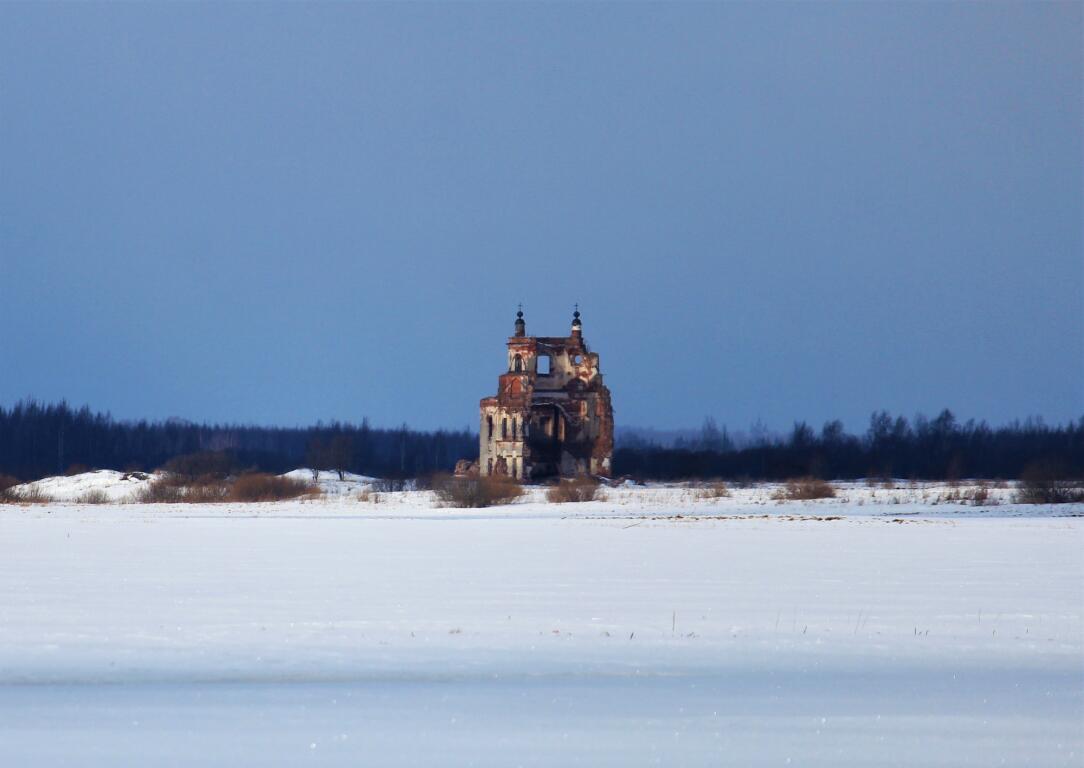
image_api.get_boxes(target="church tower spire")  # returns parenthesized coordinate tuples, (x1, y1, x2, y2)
(514, 305, 526, 337)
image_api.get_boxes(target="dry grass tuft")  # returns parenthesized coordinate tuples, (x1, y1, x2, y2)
(546, 476, 603, 503)
(692, 480, 730, 501)
(773, 477, 837, 501)
(1, 485, 53, 504)
(939, 484, 998, 506)
(75, 489, 110, 504)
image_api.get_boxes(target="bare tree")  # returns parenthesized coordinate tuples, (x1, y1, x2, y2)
(305, 438, 326, 482)
(328, 435, 354, 481)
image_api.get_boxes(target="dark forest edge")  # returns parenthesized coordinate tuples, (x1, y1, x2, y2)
(0, 401, 1082, 484)
(0, 400, 474, 483)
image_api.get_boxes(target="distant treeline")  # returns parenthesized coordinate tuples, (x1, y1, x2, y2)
(0, 401, 475, 482)
(2, 401, 1081, 483)
(613, 411, 1084, 481)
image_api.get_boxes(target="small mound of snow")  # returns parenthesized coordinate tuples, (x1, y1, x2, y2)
(280, 469, 379, 497)
(12, 470, 157, 503)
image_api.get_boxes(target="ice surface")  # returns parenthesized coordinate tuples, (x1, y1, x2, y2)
(0, 491, 1080, 765)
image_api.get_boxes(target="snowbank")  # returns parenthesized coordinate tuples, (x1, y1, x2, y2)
(279, 469, 378, 497)
(10, 471, 1076, 520)
(9, 469, 156, 503)
(0, 502, 1079, 765)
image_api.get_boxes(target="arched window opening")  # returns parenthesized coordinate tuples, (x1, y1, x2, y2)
(487, 416, 494, 441)
(512, 354, 524, 372)
(538, 356, 551, 375)
(512, 417, 518, 439)
(501, 418, 508, 439)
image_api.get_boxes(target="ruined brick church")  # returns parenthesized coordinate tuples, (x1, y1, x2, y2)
(479, 308, 613, 481)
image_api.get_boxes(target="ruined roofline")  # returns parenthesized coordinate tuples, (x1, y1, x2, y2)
(507, 336, 590, 351)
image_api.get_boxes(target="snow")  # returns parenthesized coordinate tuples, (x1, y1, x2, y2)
(279, 469, 379, 497)
(8, 468, 378, 503)
(0, 484, 1080, 765)
(9, 468, 156, 502)
(9, 470, 1043, 513)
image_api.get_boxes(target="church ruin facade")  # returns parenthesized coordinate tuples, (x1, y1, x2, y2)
(479, 309, 613, 481)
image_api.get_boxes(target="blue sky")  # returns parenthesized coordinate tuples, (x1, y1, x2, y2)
(1, 2, 1080, 432)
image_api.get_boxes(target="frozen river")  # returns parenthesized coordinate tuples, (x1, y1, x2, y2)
(0, 498, 1080, 766)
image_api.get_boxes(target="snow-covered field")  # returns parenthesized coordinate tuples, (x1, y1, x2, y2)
(0, 477, 1080, 766)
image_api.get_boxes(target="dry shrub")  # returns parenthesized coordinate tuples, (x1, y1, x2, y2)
(936, 484, 999, 506)
(135, 478, 184, 503)
(774, 477, 837, 501)
(135, 472, 314, 503)
(75, 489, 110, 504)
(939, 488, 959, 504)
(1015, 463, 1084, 504)
(1016, 480, 1084, 505)
(546, 476, 602, 503)
(133, 451, 241, 503)
(433, 474, 523, 508)
(229, 473, 315, 502)
(357, 489, 383, 503)
(692, 480, 730, 501)
(135, 475, 229, 503)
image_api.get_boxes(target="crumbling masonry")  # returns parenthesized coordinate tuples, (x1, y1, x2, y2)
(479, 309, 613, 480)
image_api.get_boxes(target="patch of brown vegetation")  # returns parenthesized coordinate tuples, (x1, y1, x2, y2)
(433, 474, 524, 508)
(136, 472, 315, 503)
(135, 475, 226, 503)
(773, 477, 837, 501)
(692, 480, 730, 500)
(0, 485, 52, 504)
(938, 483, 999, 506)
(228, 473, 316, 502)
(546, 476, 602, 503)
